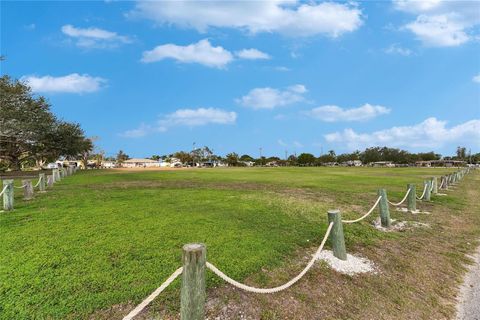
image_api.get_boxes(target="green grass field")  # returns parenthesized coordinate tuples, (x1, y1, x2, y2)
(0, 167, 475, 319)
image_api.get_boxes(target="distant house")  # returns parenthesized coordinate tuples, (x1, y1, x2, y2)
(122, 158, 160, 168)
(241, 161, 255, 167)
(370, 161, 395, 167)
(342, 160, 362, 167)
(415, 160, 466, 167)
(102, 161, 116, 169)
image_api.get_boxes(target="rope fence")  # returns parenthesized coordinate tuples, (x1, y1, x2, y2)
(1, 166, 78, 211)
(120, 167, 474, 319)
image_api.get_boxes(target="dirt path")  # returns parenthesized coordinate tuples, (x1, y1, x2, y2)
(457, 244, 480, 320)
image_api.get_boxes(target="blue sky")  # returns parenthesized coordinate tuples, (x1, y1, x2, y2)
(1, 0, 479, 158)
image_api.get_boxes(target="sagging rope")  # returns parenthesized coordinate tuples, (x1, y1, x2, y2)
(122, 267, 183, 320)
(206, 221, 334, 294)
(342, 196, 382, 224)
(123, 222, 335, 318)
(0, 185, 8, 197)
(14, 184, 28, 189)
(387, 188, 410, 206)
(33, 176, 42, 188)
(416, 183, 428, 200)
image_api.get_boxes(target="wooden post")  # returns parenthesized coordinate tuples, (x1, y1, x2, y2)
(378, 189, 391, 227)
(2, 179, 14, 211)
(407, 183, 416, 212)
(181, 243, 206, 320)
(424, 180, 431, 201)
(55, 169, 61, 181)
(38, 173, 46, 192)
(22, 179, 34, 200)
(327, 210, 347, 260)
(47, 175, 54, 188)
(60, 168, 65, 178)
(432, 177, 438, 194)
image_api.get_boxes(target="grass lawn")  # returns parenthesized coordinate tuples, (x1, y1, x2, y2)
(1, 167, 478, 319)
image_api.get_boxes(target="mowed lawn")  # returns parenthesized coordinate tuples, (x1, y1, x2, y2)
(0, 167, 459, 319)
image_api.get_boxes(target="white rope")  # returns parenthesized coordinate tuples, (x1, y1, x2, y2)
(387, 188, 411, 206)
(342, 196, 382, 224)
(430, 181, 434, 192)
(416, 183, 428, 200)
(14, 184, 28, 189)
(33, 176, 42, 188)
(0, 185, 8, 197)
(122, 267, 183, 320)
(207, 222, 334, 294)
(439, 178, 446, 189)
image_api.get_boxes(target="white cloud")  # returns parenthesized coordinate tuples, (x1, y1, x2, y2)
(141, 39, 270, 68)
(159, 107, 237, 128)
(237, 84, 307, 109)
(393, 0, 480, 47)
(384, 43, 412, 56)
(325, 117, 480, 150)
(61, 24, 131, 48)
(277, 139, 288, 147)
(235, 48, 271, 60)
(122, 108, 237, 137)
(121, 124, 152, 138)
(473, 74, 480, 83)
(307, 104, 390, 122)
(141, 39, 233, 68)
(21, 73, 107, 93)
(405, 15, 469, 47)
(131, 1, 363, 37)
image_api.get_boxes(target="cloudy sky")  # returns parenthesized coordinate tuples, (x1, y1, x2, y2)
(1, 0, 479, 158)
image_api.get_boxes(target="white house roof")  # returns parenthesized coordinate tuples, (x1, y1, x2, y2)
(123, 158, 158, 163)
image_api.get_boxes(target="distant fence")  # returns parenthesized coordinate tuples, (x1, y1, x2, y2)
(1, 166, 78, 211)
(121, 167, 474, 320)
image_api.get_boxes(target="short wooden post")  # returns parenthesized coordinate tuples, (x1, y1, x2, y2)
(55, 169, 61, 181)
(22, 179, 34, 200)
(47, 174, 54, 187)
(38, 173, 46, 192)
(2, 180, 14, 211)
(407, 183, 416, 212)
(181, 243, 206, 320)
(432, 177, 438, 194)
(327, 210, 347, 260)
(378, 189, 391, 227)
(424, 180, 431, 201)
(60, 168, 65, 178)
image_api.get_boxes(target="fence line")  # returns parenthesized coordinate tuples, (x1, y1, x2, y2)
(120, 167, 474, 319)
(1, 166, 78, 211)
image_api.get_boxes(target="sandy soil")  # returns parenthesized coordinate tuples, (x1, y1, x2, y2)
(456, 244, 480, 320)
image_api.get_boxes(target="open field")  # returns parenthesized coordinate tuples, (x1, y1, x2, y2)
(1, 167, 479, 319)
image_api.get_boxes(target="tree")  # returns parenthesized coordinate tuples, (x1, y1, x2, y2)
(173, 151, 192, 164)
(297, 153, 315, 166)
(0, 75, 92, 171)
(225, 152, 239, 166)
(240, 154, 254, 162)
(456, 146, 467, 160)
(150, 155, 161, 161)
(116, 150, 129, 165)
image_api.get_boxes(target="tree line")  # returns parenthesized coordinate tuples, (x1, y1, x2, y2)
(113, 146, 479, 167)
(0, 75, 93, 171)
